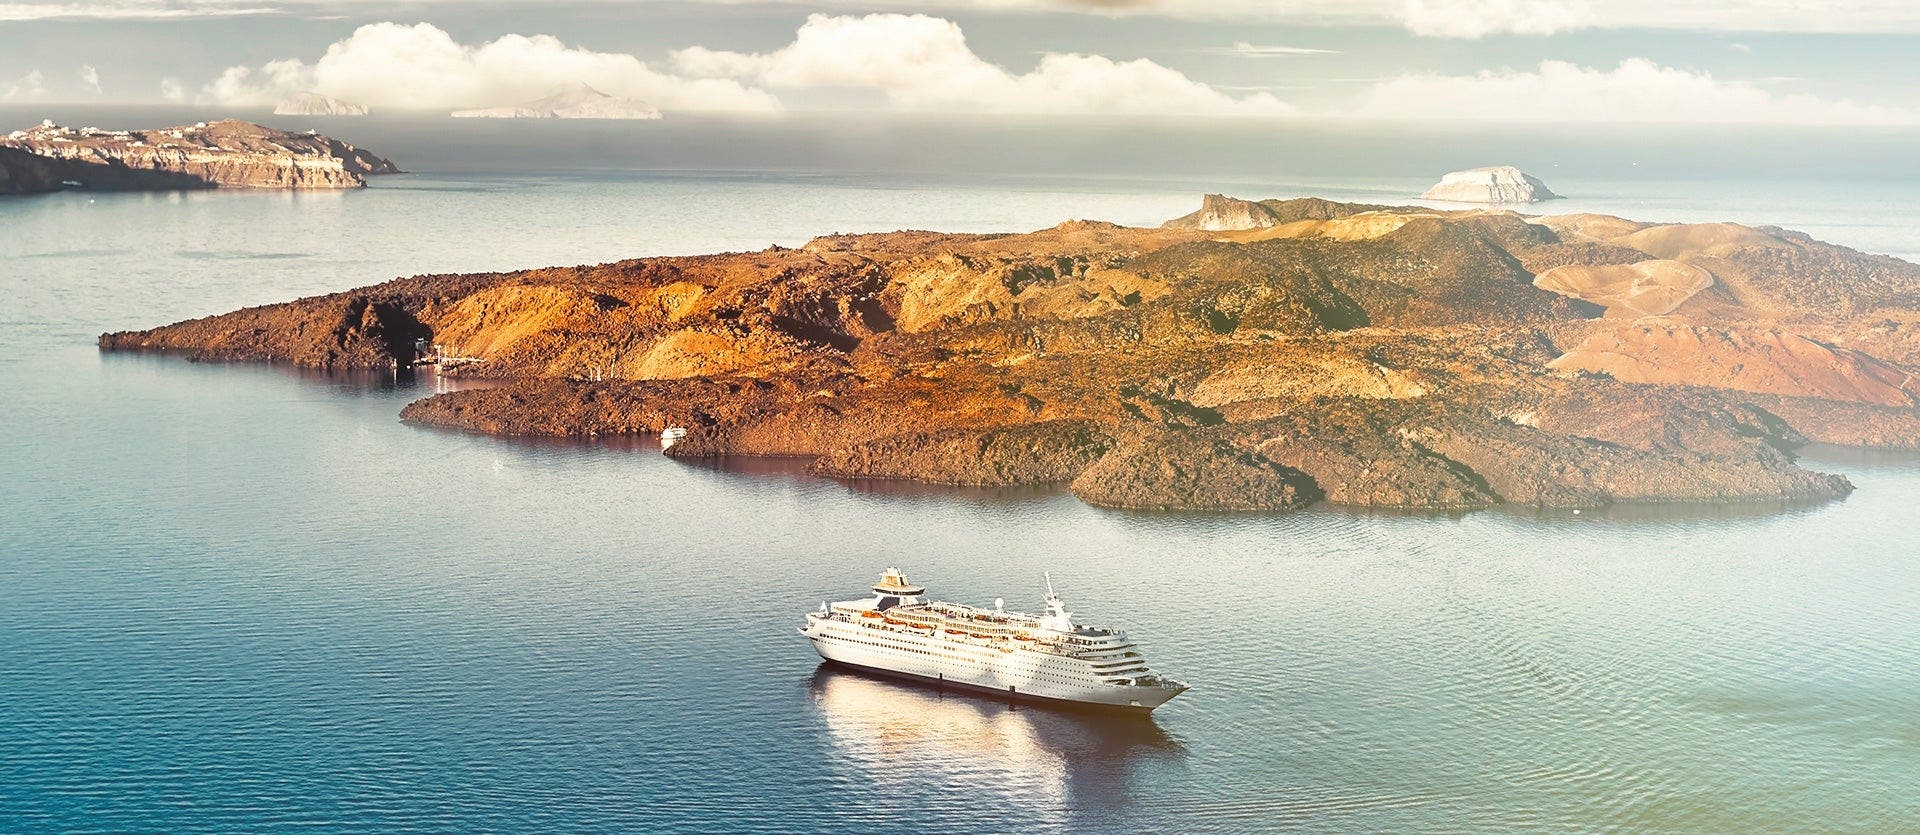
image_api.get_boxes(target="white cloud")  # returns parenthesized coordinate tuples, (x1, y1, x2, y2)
(1199, 42, 1343, 57)
(0, 2, 275, 21)
(3, 69, 47, 99)
(202, 59, 314, 106)
(78, 64, 102, 95)
(202, 22, 783, 113)
(1351, 58, 1914, 124)
(203, 16, 1287, 117)
(1401, 0, 1593, 37)
(159, 77, 186, 102)
(672, 13, 1289, 116)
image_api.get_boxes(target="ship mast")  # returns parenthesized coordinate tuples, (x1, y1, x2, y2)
(1040, 572, 1073, 632)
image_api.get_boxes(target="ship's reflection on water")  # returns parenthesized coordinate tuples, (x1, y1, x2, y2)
(807, 666, 1185, 816)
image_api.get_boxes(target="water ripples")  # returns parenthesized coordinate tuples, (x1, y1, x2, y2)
(8, 172, 1920, 831)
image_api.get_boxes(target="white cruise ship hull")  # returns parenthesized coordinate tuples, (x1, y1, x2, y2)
(801, 618, 1185, 713)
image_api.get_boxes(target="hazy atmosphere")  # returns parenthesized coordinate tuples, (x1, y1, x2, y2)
(8, 0, 1920, 122)
(7, 2, 1920, 833)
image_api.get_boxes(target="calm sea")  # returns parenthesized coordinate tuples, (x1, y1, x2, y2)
(5, 111, 1920, 832)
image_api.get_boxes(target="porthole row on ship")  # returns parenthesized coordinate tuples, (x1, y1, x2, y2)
(816, 630, 1135, 686)
(836, 621, 1135, 671)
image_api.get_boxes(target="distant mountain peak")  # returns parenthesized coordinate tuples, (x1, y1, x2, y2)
(274, 92, 369, 117)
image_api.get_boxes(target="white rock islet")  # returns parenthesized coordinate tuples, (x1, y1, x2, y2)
(1421, 166, 1559, 204)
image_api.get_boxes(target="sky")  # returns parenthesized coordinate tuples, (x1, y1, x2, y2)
(3, 0, 1919, 124)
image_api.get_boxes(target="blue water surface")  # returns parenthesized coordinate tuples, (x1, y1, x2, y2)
(5, 118, 1920, 832)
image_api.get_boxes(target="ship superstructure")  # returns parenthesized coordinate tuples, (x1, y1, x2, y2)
(799, 568, 1187, 712)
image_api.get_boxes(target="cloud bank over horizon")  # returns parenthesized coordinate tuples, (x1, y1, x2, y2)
(669, 14, 1289, 116)
(1353, 58, 1914, 124)
(182, 15, 1912, 125)
(200, 22, 781, 113)
(201, 16, 1290, 117)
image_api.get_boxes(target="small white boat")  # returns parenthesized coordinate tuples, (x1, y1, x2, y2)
(660, 427, 688, 450)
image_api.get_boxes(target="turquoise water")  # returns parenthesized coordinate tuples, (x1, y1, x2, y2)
(6, 144, 1920, 831)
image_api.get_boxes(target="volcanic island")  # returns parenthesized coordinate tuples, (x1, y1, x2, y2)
(100, 194, 1920, 512)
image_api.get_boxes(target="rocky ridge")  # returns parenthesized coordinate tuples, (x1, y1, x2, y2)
(1, 119, 399, 192)
(100, 195, 1920, 512)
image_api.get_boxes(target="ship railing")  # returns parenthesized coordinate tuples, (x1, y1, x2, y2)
(824, 610, 1154, 660)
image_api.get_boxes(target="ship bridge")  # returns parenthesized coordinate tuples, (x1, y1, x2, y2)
(870, 567, 926, 611)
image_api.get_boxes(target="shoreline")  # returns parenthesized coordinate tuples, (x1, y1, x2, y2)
(97, 196, 1920, 514)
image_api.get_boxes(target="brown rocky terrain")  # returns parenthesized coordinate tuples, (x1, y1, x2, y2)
(1, 119, 398, 193)
(1533, 260, 1715, 317)
(1162, 194, 1403, 232)
(100, 195, 1920, 511)
(1550, 318, 1920, 407)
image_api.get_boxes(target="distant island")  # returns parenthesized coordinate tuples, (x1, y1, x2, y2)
(274, 92, 369, 116)
(101, 196, 1920, 512)
(0, 119, 398, 194)
(451, 83, 662, 120)
(1422, 166, 1559, 204)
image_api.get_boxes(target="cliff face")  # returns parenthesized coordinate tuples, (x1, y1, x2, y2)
(102, 199, 1920, 512)
(0, 119, 399, 193)
(0, 146, 70, 194)
(0, 146, 215, 194)
(1161, 194, 1280, 231)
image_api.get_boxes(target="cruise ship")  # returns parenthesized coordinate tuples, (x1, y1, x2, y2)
(799, 568, 1188, 712)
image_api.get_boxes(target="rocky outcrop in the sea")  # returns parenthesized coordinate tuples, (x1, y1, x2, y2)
(104, 198, 1920, 513)
(451, 83, 662, 120)
(1421, 166, 1559, 204)
(274, 92, 369, 116)
(0, 119, 399, 192)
